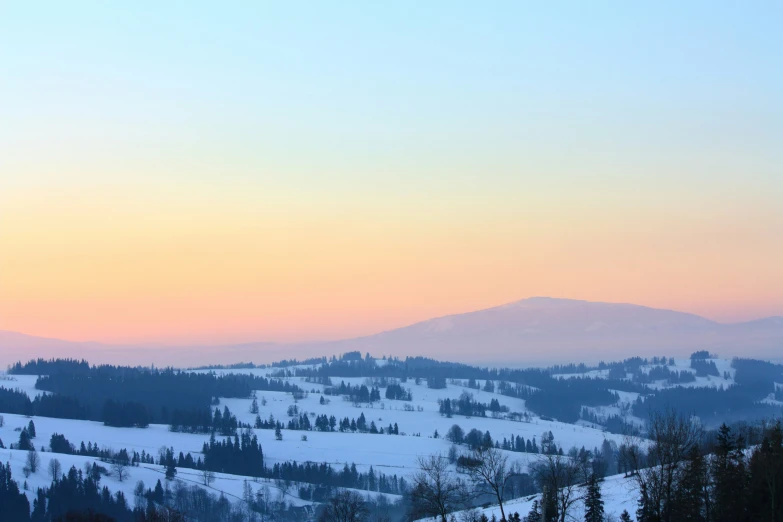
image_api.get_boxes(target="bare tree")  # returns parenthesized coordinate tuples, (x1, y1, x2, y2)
(318, 490, 369, 522)
(634, 408, 702, 522)
(530, 453, 587, 522)
(619, 435, 645, 477)
(202, 467, 215, 486)
(112, 459, 129, 482)
(48, 458, 62, 481)
(465, 447, 519, 522)
(26, 449, 40, 474)
(409, 454, 467, 522)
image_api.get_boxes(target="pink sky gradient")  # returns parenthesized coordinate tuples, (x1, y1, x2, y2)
(2, 3, 781, 348)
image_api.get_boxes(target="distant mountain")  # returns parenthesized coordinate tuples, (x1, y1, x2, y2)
(308, 297, 783, 364)
(2, 297, 782, 367)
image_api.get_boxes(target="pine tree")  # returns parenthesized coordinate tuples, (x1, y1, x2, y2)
(584, 473, 604, 522)
(165, 460, 177, 480)
(673, 445, 706, 522)
(542, 486, 557, 522)
(526, 499, 542, 522)
(712, 424, 735, 522)
(27, 420, 36, 439)
(275, 425, 283, 440)
(748, 421, 783, 522)
(0, 463, 30, 522)
(18, 428, 33, 451)
(619, 510, 633, 522)
(164, 448, 177, 480)
(636, 481, 650, 522)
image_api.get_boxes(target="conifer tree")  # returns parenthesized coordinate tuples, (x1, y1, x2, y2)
(584, 473, 604, 522)
(673, 445, 706, 522)
(526, 499, 542, 522)
(712, 423, 747, 522)
(636, 481, 650, 522)
(165, 460, 177, 480)
(748, 421, 783, 522)
(18, 428, 33, 451)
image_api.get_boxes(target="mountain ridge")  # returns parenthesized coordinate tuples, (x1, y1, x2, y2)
(2, 297, 782, 366)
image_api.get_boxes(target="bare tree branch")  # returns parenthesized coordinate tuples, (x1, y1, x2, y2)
(410, 454, 467, 522)
(465, 447, 519, 521)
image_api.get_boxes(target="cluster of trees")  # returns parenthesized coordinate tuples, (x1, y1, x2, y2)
(384, 383, 412, 400)
(635, 365, 696, 385)
(439, 392, 510, 418)
(444, 423, 562, 456)
(47, 433, 155, 468)
(274, 352, 780, 431)
(254, 413, 285, 431)
(526, 380, 620, 423)
(8, 358, 92, 375)
(2, 458, 174, 522)
(425, 412, 783, 522)
(286, 411, 315, 430)
(287, 354, 483, 381)
(601, 356, 673, 374)
(633, 383, 779, 425)
(101, 400, 151, 428)
(254, 411, 401, 435)
(7, 359, 300, 430)
(324, 381, 382, 403)
(428, 376, 448, 389)
(628, 413, 783, 522)
(690, 357, 720, 377)
(169, 406, 241, 434)
(580, 409, 642, 436)
(1, 459, 282, 522)
(12, 420, 38, 451)
(283, 352, 783, 430)
(0, 462, 30, 521)
(271, 460, 409, 495)
(733, 357, 783, 387)
(201, 431, 265, 477)
(333, 413, 379, 434)
(0, 386, 89, 420)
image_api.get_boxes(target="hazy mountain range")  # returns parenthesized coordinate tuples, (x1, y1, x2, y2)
(2, 297, 782, 367)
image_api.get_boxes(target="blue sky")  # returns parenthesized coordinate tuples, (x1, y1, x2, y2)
(1, 2, 781, 345)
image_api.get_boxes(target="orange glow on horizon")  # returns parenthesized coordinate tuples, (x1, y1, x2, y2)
(2, 187, 781, 346)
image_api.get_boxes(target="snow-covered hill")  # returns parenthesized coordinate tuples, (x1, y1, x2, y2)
(0, 364, 635, 513)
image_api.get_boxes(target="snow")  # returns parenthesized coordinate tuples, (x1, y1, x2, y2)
(0, 373, 48, 398)
(1, 362, 645, 515)
(0, 447, 317, 511)
(0, 374, 627, 481)
(427, 472, 640, 522)
(220, 376, 629, 460)
(553, 358, 736, 392)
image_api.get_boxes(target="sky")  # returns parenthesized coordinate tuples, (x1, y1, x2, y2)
(1, 2, 782, 347)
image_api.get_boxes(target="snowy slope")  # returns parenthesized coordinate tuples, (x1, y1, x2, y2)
(424, 472, 639, 522)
